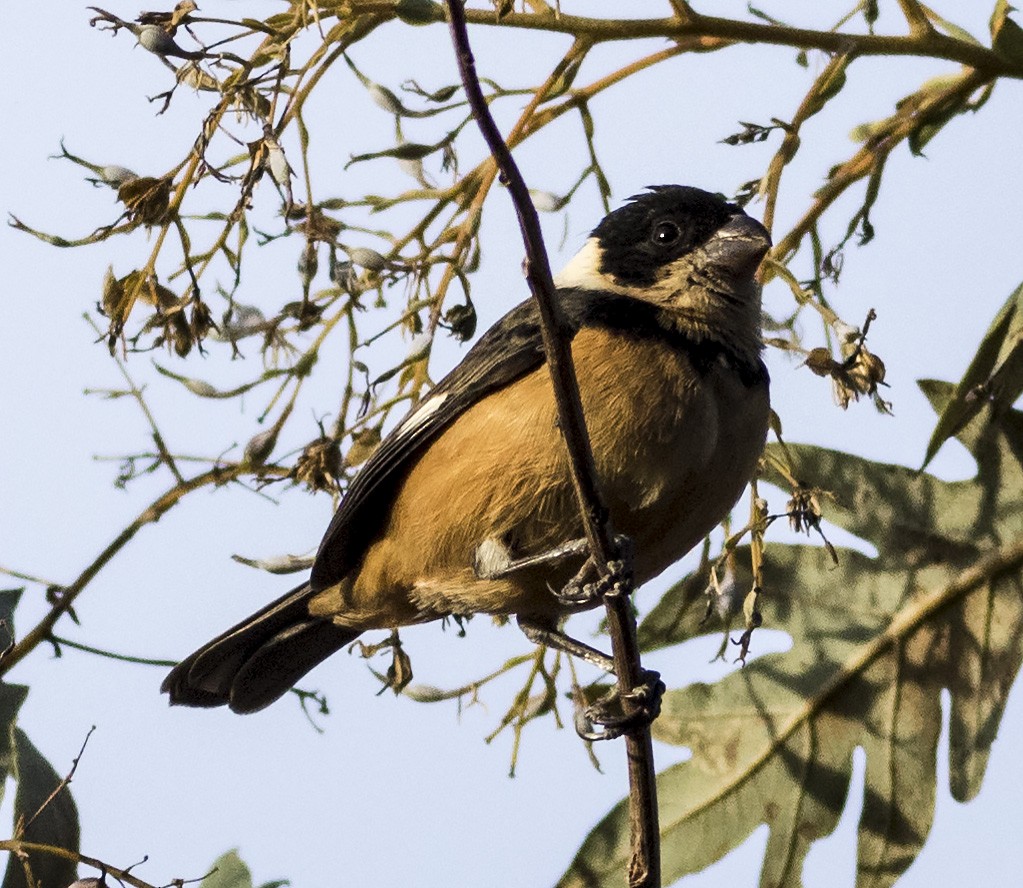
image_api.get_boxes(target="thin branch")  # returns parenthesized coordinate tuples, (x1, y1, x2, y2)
(0, 840, 158, 888)
(444, 3, 659, 885)
(770, 66, 988, 262)
(443, 6, 1020, 77)
(0, 465, 247, 676)
(760, 50, 855, 234)
(0, 566, 60, 587)
(23, 726, 95, 833)
(445, 5, 612, 596)
(667, 1, 698, 25)
(84, 315, 184, 484)
(50, 636, 177, 668)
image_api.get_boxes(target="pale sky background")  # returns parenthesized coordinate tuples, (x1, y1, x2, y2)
(2, 2, 1022, 886)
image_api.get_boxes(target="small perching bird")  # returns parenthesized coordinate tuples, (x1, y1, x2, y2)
(162, 186, 772, 731)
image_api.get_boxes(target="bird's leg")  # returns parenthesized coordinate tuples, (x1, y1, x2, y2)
(516, 615, 664, 742)
(475, 534, 634, 609)
(483, 536, 658, 739)
(474, 536, 590, 578)
(517, 614, 615, 671)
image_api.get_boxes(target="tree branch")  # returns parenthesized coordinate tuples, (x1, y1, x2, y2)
(418, 4, 1023, 78)
(0, 840, 159, 888)
(769, 66, 988, 263)
(0, 465, 246, 676)
(444, 3, 659, 885)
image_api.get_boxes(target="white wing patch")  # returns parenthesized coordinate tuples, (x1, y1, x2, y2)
(399, 392, 449, 436)
(473, 537, 513, 579)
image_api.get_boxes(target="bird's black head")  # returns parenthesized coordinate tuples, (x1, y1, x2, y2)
(555, 185, 771, 355)
(597, 185, 769, 286)
(556, 186, 770, 295)
(592, 186, 744, 287)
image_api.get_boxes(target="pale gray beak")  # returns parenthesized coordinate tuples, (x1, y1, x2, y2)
(704, 213, 772, 278)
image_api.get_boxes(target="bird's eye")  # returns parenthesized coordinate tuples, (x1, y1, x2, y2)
(652, 220, 681, 247)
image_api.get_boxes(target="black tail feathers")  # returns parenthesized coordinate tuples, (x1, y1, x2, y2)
(161, 583, 361, 714)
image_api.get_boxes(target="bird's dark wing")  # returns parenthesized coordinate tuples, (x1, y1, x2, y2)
(310, 296, 553, 590)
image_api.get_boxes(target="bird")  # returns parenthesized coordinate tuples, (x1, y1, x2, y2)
(162, 185, 772, 731)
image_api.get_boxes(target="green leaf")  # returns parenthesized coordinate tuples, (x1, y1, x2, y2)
(346, 140, 446, 168)
(908, 106, 960, 156)
(0, 588, 28, 811)
(561, 382, 1023, 888)
(922, 280, 1023, 468)
(804, 55, 849, 117)
(904, 74, 978, 156)
(863, 0, 878, 27)
(924, 8, 982, 44)
(0, 594, 20, 650)
(0, 682, 29, 798)
(538, 54, 584, 102)
(201, 850, 253, 888)
(1, 730, 81, 888)
(154, 362, 286, 399)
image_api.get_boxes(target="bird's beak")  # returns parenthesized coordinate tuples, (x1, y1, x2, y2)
(703, 213, 772, 279)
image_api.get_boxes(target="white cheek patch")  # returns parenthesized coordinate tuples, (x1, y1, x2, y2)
(400, 392, 449, 435)
(555, 238, 626, 294)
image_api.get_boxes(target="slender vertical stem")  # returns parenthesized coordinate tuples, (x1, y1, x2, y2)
(443, 3, 660, 885)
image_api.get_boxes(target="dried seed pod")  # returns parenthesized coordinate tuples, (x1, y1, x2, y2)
(786, 486, 823, 534)
(265, 139, 292, 188)
(298, 242, 319, 285)
(394, 0, 439, 26)
(189, 299, 216, 341)
(346, 246, 389, 271)
(292, 435, 343, 492)
(803, 347, 835, 377)
(443, 302, 477, 341)
(137, 23, 202, 59)
(117, 176, 173, 226)
(97, 165, 138, 188)
(245, 425, 279, 466)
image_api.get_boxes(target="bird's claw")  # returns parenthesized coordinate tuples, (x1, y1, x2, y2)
(575, 669, 665, 742)
(555, 534, 634, 607)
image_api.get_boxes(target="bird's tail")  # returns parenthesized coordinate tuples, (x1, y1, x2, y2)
(161, 582, 361, 714)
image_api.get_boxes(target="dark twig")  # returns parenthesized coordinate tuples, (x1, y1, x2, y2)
(444, 3, 660, 885)
(0, 465, 247, 676)
(84, 314, 184, 485)
(0, 840, 159, 888)
(23, 726, 96, 833)
(49, 635, 177, 668)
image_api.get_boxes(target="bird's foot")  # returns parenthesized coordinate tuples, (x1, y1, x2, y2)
(554, 534, 634, 608)
(575, 669, 665, 742)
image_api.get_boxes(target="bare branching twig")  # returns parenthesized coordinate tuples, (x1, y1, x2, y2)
(0, 840, 159, 888)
